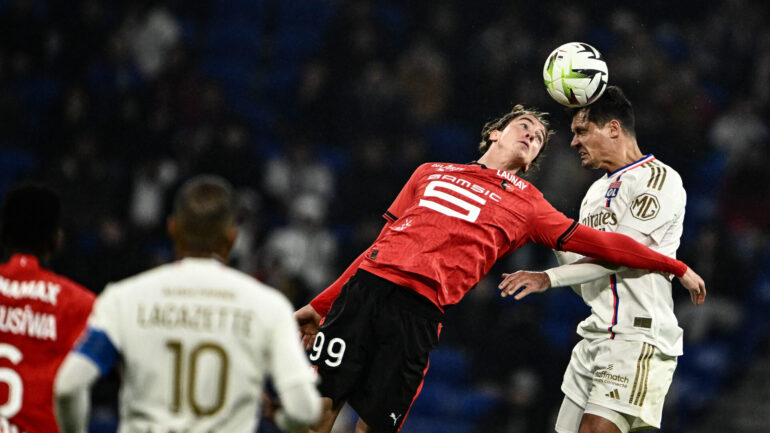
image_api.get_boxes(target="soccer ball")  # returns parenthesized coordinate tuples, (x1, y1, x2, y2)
(543, 42, 608, 107)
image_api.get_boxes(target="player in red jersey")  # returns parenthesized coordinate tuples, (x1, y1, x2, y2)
(294, 105, 706, 433)
(0, 183, 95, 433)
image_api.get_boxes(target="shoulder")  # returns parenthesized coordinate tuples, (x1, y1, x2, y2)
(203, 264, 294, 310)
(107, 262, 171, 289)
(620, 159, 684, 203)
(43, 269, 96, 307)
(516, 176, 543, 199)
(96, 262, 178, 302)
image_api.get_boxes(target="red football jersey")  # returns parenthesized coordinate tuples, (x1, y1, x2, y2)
(0, 254, 95, 433)
(357, 162, 574, 308)
(312, 162, 686, 315)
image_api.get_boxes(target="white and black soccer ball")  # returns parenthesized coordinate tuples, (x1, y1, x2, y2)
(543, 42, 608, 107)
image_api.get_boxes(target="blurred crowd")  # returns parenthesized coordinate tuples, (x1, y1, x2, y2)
(1, 0, 768, 432)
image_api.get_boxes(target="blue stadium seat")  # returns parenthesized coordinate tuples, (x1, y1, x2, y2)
(423, 346, 469, 385)
(210, 0, 266, 21)
(423, 124, 475, 163)
(0, 147, 38, 199)
(271, 27, 324, 65)
(401, 414, 473, 433)
(12, 76, 62, 127)
(199, 57, 257, 102)
(205, 19, 262, 58)
(410, 380, 499, 421)
(276, 0, 338, 29)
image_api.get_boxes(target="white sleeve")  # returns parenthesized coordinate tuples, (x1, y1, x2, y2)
(553, 249, 583, 266)
(54, 353, 100, 433)
(86, 284, 123, 351)
(545, 260, 618, 288)
(268, 297, 320, 429)
(274, 382, 322, 432)
(545, 225, 652, 287)
(550, 250, 586, 295)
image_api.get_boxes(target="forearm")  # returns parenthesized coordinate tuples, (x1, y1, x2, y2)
(545, 261, 623, 287)
(561, 225, 686, 277)
(274, 381, 321, 432)
(55, 389, 89, 433)
(55, 353, 100, 433)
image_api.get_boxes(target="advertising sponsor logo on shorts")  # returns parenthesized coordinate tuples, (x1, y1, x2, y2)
(594, 369, 629, 388)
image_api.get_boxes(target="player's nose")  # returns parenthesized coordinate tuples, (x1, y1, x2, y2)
(570, 135, 580, 148)
(525, 131, 535, 142)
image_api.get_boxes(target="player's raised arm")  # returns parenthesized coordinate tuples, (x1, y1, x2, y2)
(525, 198, 705, 303)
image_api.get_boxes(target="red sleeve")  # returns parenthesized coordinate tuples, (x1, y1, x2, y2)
(312, 167, 423, 315)
(310, 250, 366, 316)
(526, 194, 578, 249)
(560, 224, 687, 277)
(310, 221, 394, 316)
(526, 193, 686, 277)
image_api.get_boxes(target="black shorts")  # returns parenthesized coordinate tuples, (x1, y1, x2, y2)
(311, 269, 443, 433)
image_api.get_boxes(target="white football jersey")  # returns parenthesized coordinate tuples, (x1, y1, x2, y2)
(573, 154, 687, 356)
(86, 257, 315, 433)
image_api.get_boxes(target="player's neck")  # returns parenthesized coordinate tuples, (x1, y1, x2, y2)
(476, 152, 523, 175)
(605, 141, 644, 173)
(175, 249, 230, 263)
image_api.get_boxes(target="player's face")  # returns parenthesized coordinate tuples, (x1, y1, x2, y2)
(491, 115, 546, 169)
(570, 110, 614, 170)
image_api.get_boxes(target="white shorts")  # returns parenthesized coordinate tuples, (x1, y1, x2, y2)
(558, 338, 677, 432)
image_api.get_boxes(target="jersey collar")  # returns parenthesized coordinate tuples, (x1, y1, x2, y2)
(608, 154, 655, 178)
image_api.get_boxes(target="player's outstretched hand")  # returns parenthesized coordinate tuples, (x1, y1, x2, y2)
(295, 304, 322, 350)
(498, 271, 551, 300)
(678, 266, 706, 306)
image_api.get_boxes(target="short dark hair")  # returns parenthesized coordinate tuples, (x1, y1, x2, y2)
(479, 104, 555, 173)
(1, 182, 62, 256)
(172, 175, 235, 253)
(568, 86, 636, 137)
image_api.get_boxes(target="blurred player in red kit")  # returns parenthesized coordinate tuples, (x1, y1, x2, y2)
(0, 183, 95, 433)
(294, 104, 706, 433)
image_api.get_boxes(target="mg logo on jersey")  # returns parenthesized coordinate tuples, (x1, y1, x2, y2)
(605, 181, 621, 199)
(630, 193, 660, 220)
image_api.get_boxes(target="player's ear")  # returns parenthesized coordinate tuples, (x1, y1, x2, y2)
(489, 130, 501, 142)
(226, 225, 238, 248)
(608, 119, 622, 138)
(223, 224, 238, 257)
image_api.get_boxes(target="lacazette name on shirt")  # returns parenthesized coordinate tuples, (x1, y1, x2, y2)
(136, 289, 254, 336)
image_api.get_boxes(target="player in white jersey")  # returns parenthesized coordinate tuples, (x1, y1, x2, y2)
(54, 175, 320, 433)
(498, 86, 705, 433)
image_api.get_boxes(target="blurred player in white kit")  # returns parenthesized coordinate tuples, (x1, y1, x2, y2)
(54, 175, 320, 433)
(499, 86, 706, 433)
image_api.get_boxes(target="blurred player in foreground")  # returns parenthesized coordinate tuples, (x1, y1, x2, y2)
(0, 182, 95, 433)
(498, 86, 705, 433)
(54, 175, 320, 433)
(294, 104, 706, 433)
